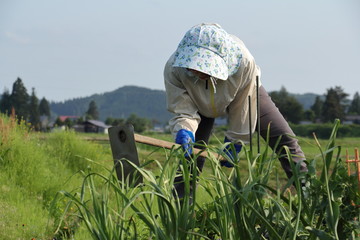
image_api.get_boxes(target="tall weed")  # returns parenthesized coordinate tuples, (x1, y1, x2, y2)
(0, 114, 111, 239)
(44, 130, 109, 172)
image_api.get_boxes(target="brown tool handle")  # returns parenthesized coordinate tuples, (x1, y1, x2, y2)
(134, 133, 219, 159)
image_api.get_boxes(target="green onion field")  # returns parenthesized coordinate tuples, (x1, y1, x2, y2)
(0, 114, 359, 239)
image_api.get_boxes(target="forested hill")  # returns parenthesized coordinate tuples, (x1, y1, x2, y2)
(50, 86, 173, 123)
(50, 85, 320, 124)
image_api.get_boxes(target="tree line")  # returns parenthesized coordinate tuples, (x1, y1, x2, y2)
(54, 99, 152, 133)
(0, 77, 152, 132)
(105, 114, 153, 133)
(269, 86, 360, 124)
(0, 78, 51, 131)
(54, 100, 101, 127)
(1, 78, 360, 133)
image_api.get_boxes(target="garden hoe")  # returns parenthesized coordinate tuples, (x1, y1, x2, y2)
(108, 124, 210, 186)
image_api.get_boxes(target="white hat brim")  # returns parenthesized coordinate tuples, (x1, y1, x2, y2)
(172, 45, 228, 80)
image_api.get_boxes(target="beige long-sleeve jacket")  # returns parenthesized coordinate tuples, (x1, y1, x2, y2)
(164, 35, 261, 144)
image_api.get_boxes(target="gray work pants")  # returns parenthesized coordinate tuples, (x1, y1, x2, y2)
(195, 86, 307, 179)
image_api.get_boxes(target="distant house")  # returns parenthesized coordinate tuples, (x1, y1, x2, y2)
(72, 123, 85, 132)
(58, 115, 79, 122)
(344, 115, 360, 125)
(83, 120, 111, 134)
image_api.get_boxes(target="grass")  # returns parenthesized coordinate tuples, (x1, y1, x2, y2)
(0, 114, 110, 239)
(0, 113, 359, 239)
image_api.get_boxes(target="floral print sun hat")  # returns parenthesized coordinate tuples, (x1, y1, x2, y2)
(172, 23, 242, 80)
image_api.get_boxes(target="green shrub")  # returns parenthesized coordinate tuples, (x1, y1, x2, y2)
(290, 123, 360, 138)
(216, 123, 360, 139)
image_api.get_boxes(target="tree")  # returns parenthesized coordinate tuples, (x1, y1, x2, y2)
(126, 114, 151, 133)
(310, 96, 323, 121)
(28, 88, 41, 130)
(39, 97, 51, 117)
(303, 109, 315, 122)
(269, 86, 304, 124)
(85, 100, 99, 120)
(37, 97, 51, 131)
(348, 92, 360, 115)
(55, 117, 64, 126)
(10, 77, 30, 121)
(64, 118, 75, 128)
(105, 117, 115, 125)
(105, 117, 125, 126)
(0, 88, 12, 114)
(321, 86, 349, 123)
(76, 116, 84, 124)
(54, 117, 74, 128)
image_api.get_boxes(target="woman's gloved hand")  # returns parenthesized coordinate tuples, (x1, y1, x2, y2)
(175, 129, 195, 157)
(221, 137, 242, 168)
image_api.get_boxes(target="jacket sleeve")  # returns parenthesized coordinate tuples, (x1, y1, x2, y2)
(225, 58, 261, 144)
(164, 57, 201, 139)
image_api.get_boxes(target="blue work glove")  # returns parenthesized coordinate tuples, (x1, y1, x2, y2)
(221, 137, 242, 168)
(175, 129, 195, 157)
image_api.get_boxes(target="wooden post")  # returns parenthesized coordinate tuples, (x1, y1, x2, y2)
(248, 95, 252, 153)
(345, 148, 360, 205)
(256, 76, 260, 154)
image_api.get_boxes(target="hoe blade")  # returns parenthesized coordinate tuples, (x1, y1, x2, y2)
(108, 124, 142, 186)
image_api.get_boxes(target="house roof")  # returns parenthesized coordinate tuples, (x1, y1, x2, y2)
(59, 115, 79, 122)
(85, 120, 110, 128)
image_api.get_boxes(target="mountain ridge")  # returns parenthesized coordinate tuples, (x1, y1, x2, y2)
(50, 85, 172, 124)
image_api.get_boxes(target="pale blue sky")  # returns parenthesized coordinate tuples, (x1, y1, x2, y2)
(1, 0, 359, 102)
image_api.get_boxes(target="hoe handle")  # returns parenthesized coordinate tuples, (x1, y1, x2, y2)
(134, 133, 217, 159)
